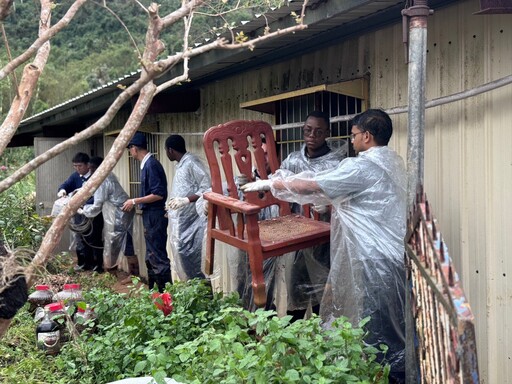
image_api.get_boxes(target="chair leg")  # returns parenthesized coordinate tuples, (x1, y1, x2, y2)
(248, 250, 266, 308)
(205, 234, 215, 275)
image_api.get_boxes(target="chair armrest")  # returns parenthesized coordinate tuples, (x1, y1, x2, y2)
(203, 191, 261, 215)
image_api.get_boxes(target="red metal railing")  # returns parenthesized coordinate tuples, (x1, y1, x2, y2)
(406, 190, 479, 383)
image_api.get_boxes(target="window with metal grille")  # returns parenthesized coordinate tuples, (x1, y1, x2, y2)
(276, 91, 363, 160)
(240, 79, 368, 161)
(128, 133, 160, 198)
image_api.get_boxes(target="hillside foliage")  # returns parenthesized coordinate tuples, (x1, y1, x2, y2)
(0, 0, 260, 120)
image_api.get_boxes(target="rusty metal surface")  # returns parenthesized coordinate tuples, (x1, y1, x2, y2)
(406, 188, 479, 383)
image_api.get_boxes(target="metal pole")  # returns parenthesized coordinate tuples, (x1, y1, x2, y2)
(404, 0, 432, 207)
(402, 1, 432, 383)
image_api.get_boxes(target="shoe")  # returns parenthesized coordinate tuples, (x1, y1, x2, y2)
(92, 265, 104, 273)
(74, 264, 85, 272)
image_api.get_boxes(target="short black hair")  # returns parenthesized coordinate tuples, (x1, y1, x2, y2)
(305, 110, 330, 128)
(89, 156, 103, 168)
(350, 109, 393, 146)
(72, 152, 90, 164)
(165, 134, 186, 153)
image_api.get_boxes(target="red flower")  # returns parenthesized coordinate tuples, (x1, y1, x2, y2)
(151, 292, 173, 316)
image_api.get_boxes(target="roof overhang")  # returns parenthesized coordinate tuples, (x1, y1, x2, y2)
(15, 0, 459, 146)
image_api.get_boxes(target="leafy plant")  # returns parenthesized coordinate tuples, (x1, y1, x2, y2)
(1, 278, 389, 384)
(50, 279, 388, 384)
(0, 168, 50, 250)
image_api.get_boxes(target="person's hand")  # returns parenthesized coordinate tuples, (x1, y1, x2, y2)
(240, 179, 272, 192)
(77, 208, 84, 215)
(168, 197, 190, 210)
(235, 174, 251, 188)
(121, 199, 135, 212)
(312, 204, 329, 214)
(57, 189, 67, 198)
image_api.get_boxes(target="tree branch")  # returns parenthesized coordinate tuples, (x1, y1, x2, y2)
(0, 0, 87, 81)
(0, 0, 52, 156)
(25, 81, 157, 286)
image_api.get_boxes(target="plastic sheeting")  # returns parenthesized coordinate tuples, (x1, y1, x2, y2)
(270, 145, 407, 373)
(168, 152, 211, 281)
(81, 173, 134, 269)
(232, 201, 280, 311)
(280, 144, 347, 311)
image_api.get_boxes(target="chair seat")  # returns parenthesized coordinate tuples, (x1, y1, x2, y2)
(210, 214, 330, 258)
(258, 215, 330, 251)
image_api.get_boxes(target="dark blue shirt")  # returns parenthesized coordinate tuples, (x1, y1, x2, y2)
(140, 155, 167, 211)
(58, 172, 94, 204)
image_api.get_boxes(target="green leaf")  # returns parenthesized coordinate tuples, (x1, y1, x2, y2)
(285, 369, 300, 381)
(133, 360, 146, 374)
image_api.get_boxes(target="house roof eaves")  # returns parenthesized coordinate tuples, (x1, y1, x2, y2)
(18, 0, 457, 136)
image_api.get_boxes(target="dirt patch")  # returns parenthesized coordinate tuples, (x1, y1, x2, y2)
(109, 270, 146, 295)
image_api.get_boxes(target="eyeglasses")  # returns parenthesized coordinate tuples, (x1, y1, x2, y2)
(303, 128, 327, 138)
(350, 131, 365, 141)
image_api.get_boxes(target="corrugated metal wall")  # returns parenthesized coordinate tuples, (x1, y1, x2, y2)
(106, 0, 510, 381)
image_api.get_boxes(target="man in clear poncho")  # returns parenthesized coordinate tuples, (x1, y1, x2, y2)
(241, 109, 407, 381)
(78, 156, 135, 270)
(165, 135, 211, 281)
(279, 110, 347, 320)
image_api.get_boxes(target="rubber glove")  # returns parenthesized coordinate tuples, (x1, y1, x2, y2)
(312, 205, 329, 214)
(57, 189, 67, 198)
(240, 179, 272, 192)
(168, 197, 190, 210)
(235, 174, 251, 188)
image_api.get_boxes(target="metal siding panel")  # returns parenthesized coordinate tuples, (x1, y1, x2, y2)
(485, 11, 512, 384)
(128, 2, 512, 379)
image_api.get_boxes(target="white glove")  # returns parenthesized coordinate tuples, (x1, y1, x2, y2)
(168, 197, 190, 210)
(57, 189, 67, 198)
(77, 208, 84, 215)
(235, 174, 251, 188)
(312, 204, 329, 214)
(240, 179, 272, 192)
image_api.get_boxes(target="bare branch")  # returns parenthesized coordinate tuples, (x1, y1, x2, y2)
(222, 23, 308, 51)
(0, 23, 18, 96)
(0, 0, 52, 156)
(92, 0, 143, 61)
(0, 73, 150, 193)
(25, 82, 158, 286)
(0, 0, 87, 81)
(160, 0, 205, 29)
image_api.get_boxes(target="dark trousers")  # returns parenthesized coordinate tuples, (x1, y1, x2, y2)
(143, 209, 171, 292)
(124, 232, 135, 256)
(81, 214, 104, 269)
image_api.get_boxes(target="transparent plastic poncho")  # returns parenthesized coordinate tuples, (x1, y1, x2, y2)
(270, 146, 407, 373)
(81, 173, 134, 269)
(168, 152, 211, 281)
(280, 144, 347, 311)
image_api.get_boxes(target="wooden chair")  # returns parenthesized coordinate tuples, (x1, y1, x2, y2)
(202, 120, 331, 308)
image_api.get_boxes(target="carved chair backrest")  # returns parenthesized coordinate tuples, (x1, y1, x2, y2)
(203, 120, 292, 224)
